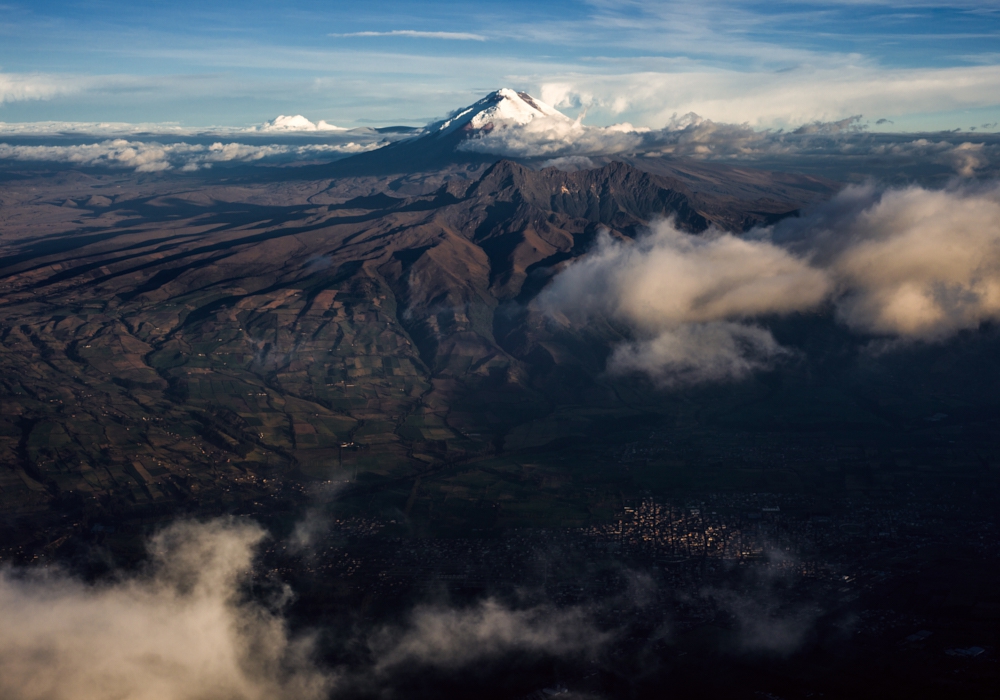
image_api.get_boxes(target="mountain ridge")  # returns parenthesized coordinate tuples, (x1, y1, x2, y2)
(0, 132, 841, 526)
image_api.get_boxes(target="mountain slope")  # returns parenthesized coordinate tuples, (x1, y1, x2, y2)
(3, 144, 993, 532)
(0, 157, 760, 502)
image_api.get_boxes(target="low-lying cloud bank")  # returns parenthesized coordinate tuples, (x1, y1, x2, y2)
(0, 115, 360, 136)
(539, 181, 1000, 384)
(460, 112, 1000, 178)
(4, 108, 998, 179)
(0, 519, 330, 700)
(0, 139, 384, 172)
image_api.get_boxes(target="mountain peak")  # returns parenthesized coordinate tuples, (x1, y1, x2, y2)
(430, 88, 569, 137)
(250, 115, 346, 132)
(323, 89, 574, 175)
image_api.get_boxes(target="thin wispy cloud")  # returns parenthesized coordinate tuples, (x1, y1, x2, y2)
(332, 30, 487, 41)
(0, 71, 82, 104)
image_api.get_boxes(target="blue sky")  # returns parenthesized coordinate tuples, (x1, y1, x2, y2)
(1, 1, 999, 130)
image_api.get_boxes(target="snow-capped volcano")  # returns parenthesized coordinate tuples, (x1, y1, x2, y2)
(429, 88, 570, 136)
(250, 115, 346, 132)
(325, 88, 577, 174)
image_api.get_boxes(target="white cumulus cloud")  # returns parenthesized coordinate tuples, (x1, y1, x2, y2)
(785, 182, 1000, 339)
(608, 322, 790, 387)
(540, 182, 1000, 384)
(538, 223, 828, 385)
